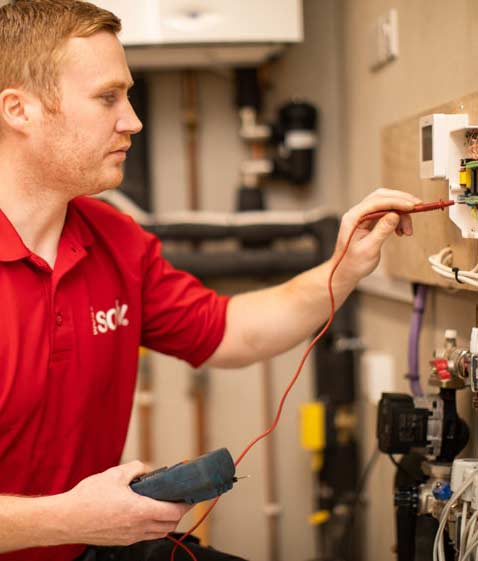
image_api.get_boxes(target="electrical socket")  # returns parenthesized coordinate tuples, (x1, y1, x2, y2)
(369, 9, 399, 71)
(360, 351, 396, 404)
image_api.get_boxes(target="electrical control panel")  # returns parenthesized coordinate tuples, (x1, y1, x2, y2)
(419, 113, 478, 239)
(447, 125, 478, 239)
(382, 94, 478, 289)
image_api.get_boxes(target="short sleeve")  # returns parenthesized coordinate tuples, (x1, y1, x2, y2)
(140, 235, 230, 367)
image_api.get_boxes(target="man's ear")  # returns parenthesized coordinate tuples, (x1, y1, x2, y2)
(0, 88, 41, 134)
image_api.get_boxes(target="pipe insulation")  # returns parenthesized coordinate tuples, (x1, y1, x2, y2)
(98, 189, 338, 241)
(97, 190, 339, 276)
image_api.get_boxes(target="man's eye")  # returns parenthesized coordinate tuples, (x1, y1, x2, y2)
(101, 94, 117, 105)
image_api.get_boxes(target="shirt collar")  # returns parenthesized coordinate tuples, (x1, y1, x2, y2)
(61, 199, 95, 251)
(0, 209, 30, 262)
(0, 200, 95, 263)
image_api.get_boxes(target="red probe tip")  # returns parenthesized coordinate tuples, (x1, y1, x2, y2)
(434, 199, 454, 210)
(409, 199, 454, 214)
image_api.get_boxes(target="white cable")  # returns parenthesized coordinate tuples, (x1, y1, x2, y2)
(467, 526, 478, 561)
(434, 472, 477, 561)
(468, 527, 478, 561)
(466, 511, 478, 546)
(461, 502, 470, 558)
(461, 534, 478, 561)
(463, 510, 478, 555)
(429, 247, 478, 288)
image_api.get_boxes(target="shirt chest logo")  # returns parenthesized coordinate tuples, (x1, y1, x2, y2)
(90, 300, 129, 335)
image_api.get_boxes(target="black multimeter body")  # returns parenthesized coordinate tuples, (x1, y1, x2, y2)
(130, 447, 236, 505)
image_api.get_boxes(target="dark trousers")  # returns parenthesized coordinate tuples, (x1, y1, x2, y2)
(75, 534, 248, 561)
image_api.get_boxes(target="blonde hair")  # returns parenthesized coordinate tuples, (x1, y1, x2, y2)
(0, 0, 121, 112)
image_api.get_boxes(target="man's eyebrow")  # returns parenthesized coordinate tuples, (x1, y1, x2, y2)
(94, 80, 134, 93)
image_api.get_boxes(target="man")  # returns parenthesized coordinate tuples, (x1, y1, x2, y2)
(0, 1, 419, 560)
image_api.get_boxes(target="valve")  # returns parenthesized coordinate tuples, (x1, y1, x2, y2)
(429, 329, 470, 389)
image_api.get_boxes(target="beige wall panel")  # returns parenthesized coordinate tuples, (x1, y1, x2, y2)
(344, 0, 478, 204)
(268, 0, 346, 213)
(149, 70, 242, 214)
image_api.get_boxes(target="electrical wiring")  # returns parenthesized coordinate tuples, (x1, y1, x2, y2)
(460, 532, 478, 561)
(429, 247, 478, 288)
(167, 199, 454, 561)
(461, 501, 469, 558)
(167, 534, 198, 561)
(433, 471, 477, 561)
(463, 513, 478, 561)
(467, 513, 478, 548)
(461, 510, 478, 561)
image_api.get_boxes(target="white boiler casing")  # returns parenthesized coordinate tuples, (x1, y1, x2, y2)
(95, 0, 303, 46)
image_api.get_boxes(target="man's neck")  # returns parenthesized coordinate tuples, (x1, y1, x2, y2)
(0, 166, 69, 269)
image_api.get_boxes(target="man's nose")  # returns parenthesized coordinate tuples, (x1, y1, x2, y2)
(116, 102, 143, 135)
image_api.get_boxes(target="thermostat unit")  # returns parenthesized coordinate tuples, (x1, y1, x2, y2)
(419, 114, 469, 179)
(417, 112, 478, 238)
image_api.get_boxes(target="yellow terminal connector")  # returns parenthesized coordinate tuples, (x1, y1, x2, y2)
(460, 169, 472, 188)
(300, 402, 326, 452)
(309, 510, 331, 526)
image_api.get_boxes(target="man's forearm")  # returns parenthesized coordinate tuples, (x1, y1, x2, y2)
(0, 494, 70, 553)
(208, 259, 356, 368)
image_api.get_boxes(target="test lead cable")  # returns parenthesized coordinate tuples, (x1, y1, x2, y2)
(169, 199, 454, 561)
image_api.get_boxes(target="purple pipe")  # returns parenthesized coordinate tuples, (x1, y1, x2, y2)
(407, 284, 427, 396)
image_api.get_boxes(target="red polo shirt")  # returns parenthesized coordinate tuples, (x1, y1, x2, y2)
(0, 197, 229, 561)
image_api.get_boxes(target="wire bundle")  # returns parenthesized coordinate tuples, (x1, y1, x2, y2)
(460, 508, 478, 561)
(429, 247, 478, 288)
(433, 471, 478, 561)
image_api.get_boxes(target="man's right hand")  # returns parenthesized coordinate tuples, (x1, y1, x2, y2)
(58, 461, 192, 546)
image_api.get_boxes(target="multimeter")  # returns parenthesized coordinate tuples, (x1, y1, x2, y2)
(130, 447, 237, 505)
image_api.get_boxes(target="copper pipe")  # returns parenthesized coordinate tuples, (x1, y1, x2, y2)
(181, 70, 210, 543)
(251, 141, 267, 161)
(181, 70, 201, 211)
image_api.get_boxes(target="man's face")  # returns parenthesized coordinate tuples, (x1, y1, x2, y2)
(31, 31, 142, 198)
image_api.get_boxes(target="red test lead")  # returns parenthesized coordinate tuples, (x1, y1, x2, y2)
(170, 198, 454, 561)
(363, 199, 454, 222)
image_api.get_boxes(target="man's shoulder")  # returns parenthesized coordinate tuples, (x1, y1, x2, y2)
(71, 195, 134, 223)
(70, 195, 154, 250)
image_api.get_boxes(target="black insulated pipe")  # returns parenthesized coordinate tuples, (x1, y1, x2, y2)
(149, 216, 339, 279)
(234, 67, 262, 112)
(162, 248, 321, 279)
(145, 216, 339, 245)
